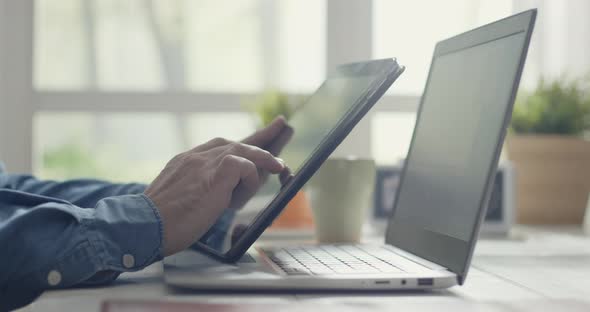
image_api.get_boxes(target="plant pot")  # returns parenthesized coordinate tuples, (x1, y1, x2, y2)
(506, 135, 590, 224)
(270, 191, 314, 229)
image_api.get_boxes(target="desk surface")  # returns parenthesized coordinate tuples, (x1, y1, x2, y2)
(17, 226, 590, 312)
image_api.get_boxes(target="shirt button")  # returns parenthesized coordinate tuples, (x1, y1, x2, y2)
(47, 270, 62, 286)
(122, 254, 135, 268)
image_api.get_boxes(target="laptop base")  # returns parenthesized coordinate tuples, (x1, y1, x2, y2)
(164, 246, 458, 291)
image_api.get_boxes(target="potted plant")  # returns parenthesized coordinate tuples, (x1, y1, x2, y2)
(507, 77, 590, 224)
(244, 89, 314, 230)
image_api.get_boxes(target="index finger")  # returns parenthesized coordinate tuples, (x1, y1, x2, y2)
(219, 143, 285, 174)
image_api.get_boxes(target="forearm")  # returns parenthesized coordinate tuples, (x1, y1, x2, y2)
(0, 173, 146, 207)
(0, 190, 163, 311)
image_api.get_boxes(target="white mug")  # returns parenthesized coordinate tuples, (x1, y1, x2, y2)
(307, 157, 376, 243)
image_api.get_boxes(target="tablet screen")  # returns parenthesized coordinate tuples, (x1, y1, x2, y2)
(196, 61, 397, 254)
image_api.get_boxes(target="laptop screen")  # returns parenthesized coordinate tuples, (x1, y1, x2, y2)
(386, 11, 535, 282)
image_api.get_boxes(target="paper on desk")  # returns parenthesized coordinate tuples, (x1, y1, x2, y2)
(100, 301, 412, 312)
(101, 300, 590, 312)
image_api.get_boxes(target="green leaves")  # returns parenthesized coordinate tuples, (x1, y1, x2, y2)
(511, 77, 590, 136)
(243, 89, 305, 127)
(254, 90, 293, 126)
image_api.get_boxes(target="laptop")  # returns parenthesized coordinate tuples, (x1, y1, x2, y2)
(164, 9, 536, 290)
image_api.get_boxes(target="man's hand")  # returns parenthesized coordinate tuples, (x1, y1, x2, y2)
(242, 116, 293, 156)
(145, 117, 289, 256)
(242, 116, 294, 189)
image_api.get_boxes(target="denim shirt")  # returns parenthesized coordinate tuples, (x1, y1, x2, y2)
(0, 163, 163, 310)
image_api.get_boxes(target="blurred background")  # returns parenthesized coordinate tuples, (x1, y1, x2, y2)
(0, 0, 588, 192)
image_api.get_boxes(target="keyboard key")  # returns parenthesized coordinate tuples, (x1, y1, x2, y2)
(263, 245, 407, 276)
(310, 268, 334, 275)
(282, 267, 310, 275)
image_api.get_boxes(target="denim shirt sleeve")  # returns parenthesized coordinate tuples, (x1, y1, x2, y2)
(1, 172, 147, 207)
(0, 166, 163, 311)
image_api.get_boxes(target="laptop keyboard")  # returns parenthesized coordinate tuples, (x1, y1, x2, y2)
(261, 245, 405, 276)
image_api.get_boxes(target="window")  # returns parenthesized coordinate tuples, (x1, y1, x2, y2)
(373, 0, 512, 95)
(35, 112, 182, 182)
(33, 0, 325, 181)
(35, 112, 256, 182)
(34, 0, 325, 92)
(8, 1, 575, 180)
(371, 112, 416, 165)
(371, 0, 512, 165)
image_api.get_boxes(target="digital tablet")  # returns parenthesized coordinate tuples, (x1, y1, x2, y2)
(192, 58, 405, 262)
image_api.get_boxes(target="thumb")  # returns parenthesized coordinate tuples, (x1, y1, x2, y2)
(242, 116, 287, 147)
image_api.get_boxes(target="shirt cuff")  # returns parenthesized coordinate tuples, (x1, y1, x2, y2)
(85, 194, 164, 273)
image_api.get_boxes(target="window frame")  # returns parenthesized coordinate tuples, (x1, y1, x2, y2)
(1, 0, 420, 174)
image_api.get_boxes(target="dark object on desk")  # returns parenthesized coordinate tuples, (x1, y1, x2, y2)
(374, 164, 515, 234)
(373, 166, 402, 218)
(102, 301, 372, 312)
(102, 300, 590, 312)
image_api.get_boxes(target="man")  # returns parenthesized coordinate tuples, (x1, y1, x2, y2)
(0, 116, 290, 311)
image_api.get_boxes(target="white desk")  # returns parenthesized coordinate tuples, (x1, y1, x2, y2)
(17, 226, 590, 312)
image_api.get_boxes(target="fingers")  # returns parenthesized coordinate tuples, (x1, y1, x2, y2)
(219, 142, 285, 174)
(214, 154, 260, 193)
(186, 140, 287, 207)
(190, 137, 232, 153)
(242, 116, 287, 147)
(188, 138, 285, 173)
